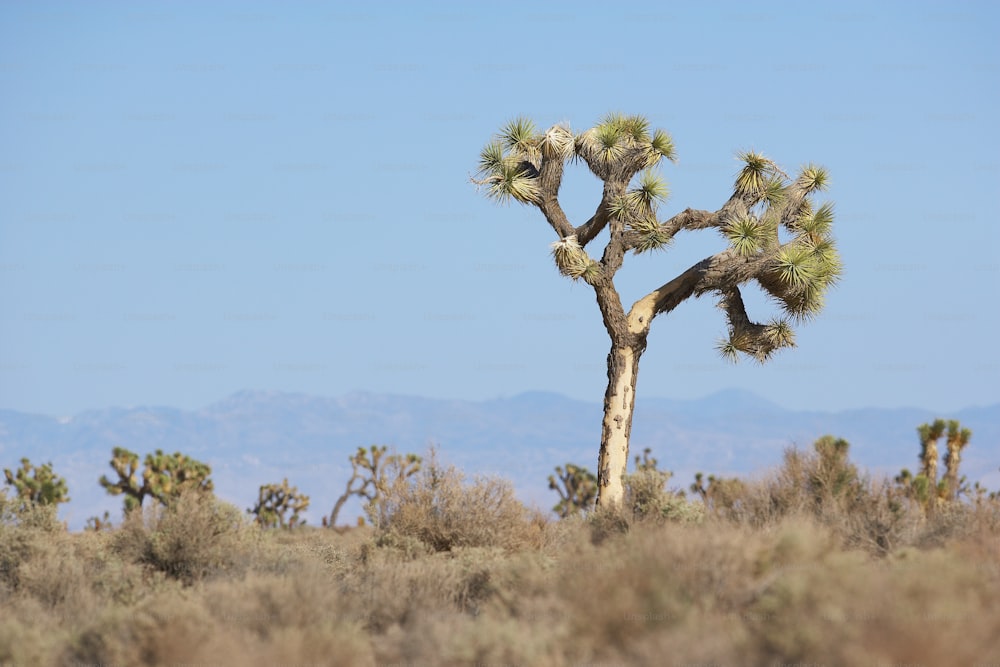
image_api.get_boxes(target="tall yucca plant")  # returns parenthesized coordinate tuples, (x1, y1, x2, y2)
(474, 114, 841, 508)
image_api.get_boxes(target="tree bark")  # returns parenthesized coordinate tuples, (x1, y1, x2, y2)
(596, 341, 644, 507)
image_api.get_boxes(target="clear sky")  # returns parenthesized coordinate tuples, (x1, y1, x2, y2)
(1, 1, 998, 416)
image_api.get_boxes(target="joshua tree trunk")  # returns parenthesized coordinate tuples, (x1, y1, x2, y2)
(597, 341, 644, 505)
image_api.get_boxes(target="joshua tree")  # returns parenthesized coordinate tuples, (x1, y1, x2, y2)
(941, 420, 971, 501)
(474, 114, 841, 506)
(548, 463, 598, 518)
(326, 445, 421, 528)
(3, 458, 70, 507)
(249, 478, 310, 528)
(99, 446, 214, 512)
(897, 419, 972, 511)
(917, 419, 946, 503)
(810, 435, 858, 500)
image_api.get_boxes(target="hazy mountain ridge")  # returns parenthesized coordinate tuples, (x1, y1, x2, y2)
(1, 390, 997, 530)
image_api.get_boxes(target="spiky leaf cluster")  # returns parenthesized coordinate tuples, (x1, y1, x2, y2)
(716, 317, 796, 363)
(606, 169, 673, 253)
(734, 151, 777, 203)
(724, 216, 765, 257)
(550, 234, 601, 282)
(474, 117, 548, 205)
(575, 113, 676, 181)
(754, 173, 841, 322)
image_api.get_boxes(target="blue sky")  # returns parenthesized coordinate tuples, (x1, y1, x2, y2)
(1, 1, 998, 416)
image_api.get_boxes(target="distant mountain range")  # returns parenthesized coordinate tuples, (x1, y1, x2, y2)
(1, 389, 997, 530)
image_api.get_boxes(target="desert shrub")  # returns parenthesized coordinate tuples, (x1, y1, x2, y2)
(698, 439, 1000, 556)
(374, 450, 546, 553)
(113, 490, 253, 583)
(0, 615, 52, 667)
(624, 467, 670, 520)
(624, 468, 704, 524)
(64, 590, 226, 666)
(0, 490, 65, 594)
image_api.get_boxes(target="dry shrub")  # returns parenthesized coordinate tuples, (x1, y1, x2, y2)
(112, 490, 253, 583)
(0, 615, 52, 667)
(0, 492, 64, 593)
(1, 460, 998, 665)
(374, 450, 546, 552)
(201, 569, 373, 665)
(709, 445, 935, 555)
(64, 589, 231, 666)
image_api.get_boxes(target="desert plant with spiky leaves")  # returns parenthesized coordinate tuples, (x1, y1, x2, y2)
(248, 478, 310, 529)
(474, 114, 841, 506)
(548, 463, 599, 517)
(811, 435, 859, 501)
(3, 458, 70, 507)
(99, 446, 214, 513)
(327, 445, 421, 528)
(942, 420, 972, 501)
(898, 419, 973, 512)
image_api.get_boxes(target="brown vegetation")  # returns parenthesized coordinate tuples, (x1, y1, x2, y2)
(1, 449, 999, 666)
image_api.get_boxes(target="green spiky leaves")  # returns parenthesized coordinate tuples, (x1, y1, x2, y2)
(650, 128, 677, 164)
(475, 117, 546, 206)
(499, 116, 541, 162)
(575, 113, 676, 180)
(609, 169, 672, 253)
(763, 235, 842, 320)
(797, 201, 835, 238)
(798, 164, 829, 193)
(628, 170, 670, 211)
(724, 216, 764, 257)
(476, 142, 540, 206)
(734, 151, 776, 201)
(477, 140, 505, 175)
(551, 235, 601, 282)
(775, 244, 818, 288)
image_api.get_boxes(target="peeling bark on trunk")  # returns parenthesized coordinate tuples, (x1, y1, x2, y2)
(596, 342, 644, 507)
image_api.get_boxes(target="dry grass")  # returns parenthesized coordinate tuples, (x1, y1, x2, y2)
(1, 460, 999, 666)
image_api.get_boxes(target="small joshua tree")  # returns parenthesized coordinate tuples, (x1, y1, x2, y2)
(548, 463, 598, 517)
(326, 445, 421, 528)
(810, 435, 858, 501)
(941, 420, 972, 501)
(99, 446, 214, 513)
(3, 458, 70, 507)
(474, 114, 841, 507)
(918, 419, 946, 509)
(249, 478, 310, 529)
(901, 419, 973, 511)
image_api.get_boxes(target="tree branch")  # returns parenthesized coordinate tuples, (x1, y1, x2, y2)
(536, 153, 576, 239)
(625, 247, 776, 336)
(622, 195, 747, 252)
